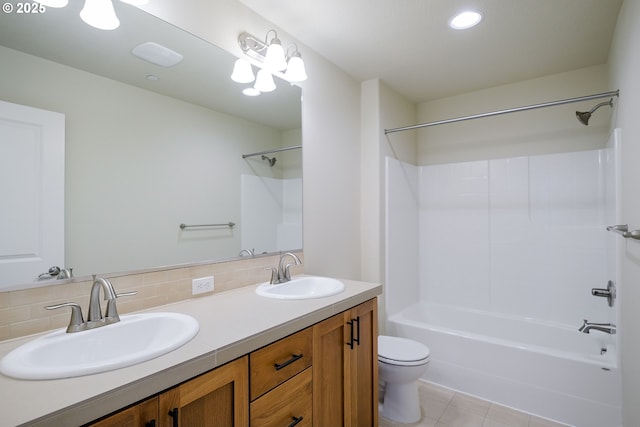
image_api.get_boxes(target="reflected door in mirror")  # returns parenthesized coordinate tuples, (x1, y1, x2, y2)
(0, 100, 65, 288)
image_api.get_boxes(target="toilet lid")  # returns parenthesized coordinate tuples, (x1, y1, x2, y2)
(378, 335, 430, 365)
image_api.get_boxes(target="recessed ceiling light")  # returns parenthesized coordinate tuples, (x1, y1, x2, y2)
(449, 10, 483, 30)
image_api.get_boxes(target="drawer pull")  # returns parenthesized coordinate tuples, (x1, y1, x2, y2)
(288, 416, 304, 427)
(274, 353, 303, 370)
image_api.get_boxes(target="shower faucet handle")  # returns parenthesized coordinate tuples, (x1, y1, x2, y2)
(591, 280, 616, 307)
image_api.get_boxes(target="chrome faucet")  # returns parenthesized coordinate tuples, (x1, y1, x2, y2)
(278, 252, 302, 282)
(45, 278, 136, 333)
(579, 319, 616, 334)
(266, 252, 302, 284)
(87, 278, 119, 327)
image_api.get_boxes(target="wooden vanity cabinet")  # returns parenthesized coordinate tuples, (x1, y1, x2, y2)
(86, 357, 248, 427)
(87, 397, 158, 427)
(313, 298, 378, 427)
(86, 298, 378, 427)
(158, 356, 248, 427)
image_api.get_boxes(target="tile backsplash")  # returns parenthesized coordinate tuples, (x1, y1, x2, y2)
(0, 252, 303, 341)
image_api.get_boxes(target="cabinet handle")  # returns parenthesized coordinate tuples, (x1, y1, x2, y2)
(274, 353, 303, 370)
(346, 319, 355, 349)
(168, 408, 179, 427)
(346, 316, 360, 349)
(145, 421, 156, 427)
(287, 416, 304, 427)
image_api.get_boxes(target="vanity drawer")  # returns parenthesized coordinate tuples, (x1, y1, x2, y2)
(250, 327, 312, 400)
(250, 367, 312, 427)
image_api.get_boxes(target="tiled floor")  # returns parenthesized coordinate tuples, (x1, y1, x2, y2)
(379, 380, 569, 427)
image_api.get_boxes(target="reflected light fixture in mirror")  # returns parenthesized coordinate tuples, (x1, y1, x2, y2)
(231, 58, 255, 83)
(80, 0, 120, 30)
(254, 69, 276, 92)
(34, 0, 68, 6)
(36, 0, 149, 30)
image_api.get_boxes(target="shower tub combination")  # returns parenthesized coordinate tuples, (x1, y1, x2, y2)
(387, 303, 621, 427)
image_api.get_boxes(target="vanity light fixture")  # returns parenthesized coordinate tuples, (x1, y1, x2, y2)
(232, 29, 307, 96)
(449, 10, 483, 30)
(35, 0, 149, 30)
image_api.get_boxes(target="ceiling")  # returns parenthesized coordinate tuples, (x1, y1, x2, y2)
(238, 0, 623, 103)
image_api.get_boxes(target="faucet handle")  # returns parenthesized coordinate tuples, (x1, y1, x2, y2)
(105, 290, 138, 322)
(116, 291, 138, 298)
(45, 302, 85, 333)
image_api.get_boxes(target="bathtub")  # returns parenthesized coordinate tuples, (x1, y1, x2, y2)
(387, 303, 621, 427)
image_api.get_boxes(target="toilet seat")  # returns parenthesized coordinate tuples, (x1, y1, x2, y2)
(378, 335, 430, 366)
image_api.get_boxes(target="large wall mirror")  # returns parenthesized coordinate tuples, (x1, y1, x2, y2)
(0, 2, 302, 290)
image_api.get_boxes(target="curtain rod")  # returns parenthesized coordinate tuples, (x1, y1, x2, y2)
(242, 145, 302, 159)
(384, 90, 620, 135)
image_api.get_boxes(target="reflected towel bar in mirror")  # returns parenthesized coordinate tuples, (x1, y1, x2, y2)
(606, 224, 640, 240)
(180, 222, 236, 229)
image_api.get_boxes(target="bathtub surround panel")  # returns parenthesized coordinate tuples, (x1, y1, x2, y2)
(384, 157, 419, 317)
(420, 161, 491, 310)
(407, 146, 616, 326)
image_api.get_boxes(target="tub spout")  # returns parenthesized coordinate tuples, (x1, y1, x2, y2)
(579, 319, 616, 334)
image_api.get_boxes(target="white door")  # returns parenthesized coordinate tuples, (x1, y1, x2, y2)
(0, 100, 65, 289)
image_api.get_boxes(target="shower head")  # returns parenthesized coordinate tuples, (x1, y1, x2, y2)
(575, 98, 614, 126)
(261, 155, 277, 167)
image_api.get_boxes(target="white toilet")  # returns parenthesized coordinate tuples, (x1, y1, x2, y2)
(378, 335, 430, 423)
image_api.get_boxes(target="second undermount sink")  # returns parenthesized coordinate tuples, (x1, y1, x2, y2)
(0, 312, 199, 380)
(256, 275, 345, 300)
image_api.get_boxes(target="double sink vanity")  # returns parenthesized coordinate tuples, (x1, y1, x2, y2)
(0, 274, 381, 426)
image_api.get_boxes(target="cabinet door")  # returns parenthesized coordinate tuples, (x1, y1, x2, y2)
(159, 356, 249, 427)
(87, 397, 158, 427)
(312, 311, 348, 426)
(313, 299, 378, 427)
(348, 298, 378, 427)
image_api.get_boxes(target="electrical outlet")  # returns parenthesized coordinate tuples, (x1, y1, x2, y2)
(192, 276, 214, 295)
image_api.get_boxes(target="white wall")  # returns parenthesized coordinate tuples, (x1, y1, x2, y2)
(0, 45, 284, 277)
(140, 0, 363, 280)
(608, 0, 640, 425)
(417, 65, 611, 165)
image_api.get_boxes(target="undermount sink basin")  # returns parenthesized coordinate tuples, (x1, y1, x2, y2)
(255, 276, 345, 300)
(0, 312, 199, 380)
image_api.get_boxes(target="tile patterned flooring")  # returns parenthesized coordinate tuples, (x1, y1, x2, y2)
(379, 380, 570, 427)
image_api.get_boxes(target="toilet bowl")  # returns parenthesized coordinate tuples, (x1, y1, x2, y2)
(378, 335, 430, 423)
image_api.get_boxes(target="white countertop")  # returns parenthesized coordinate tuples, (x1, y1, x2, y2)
(0, 276, 381, 427)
